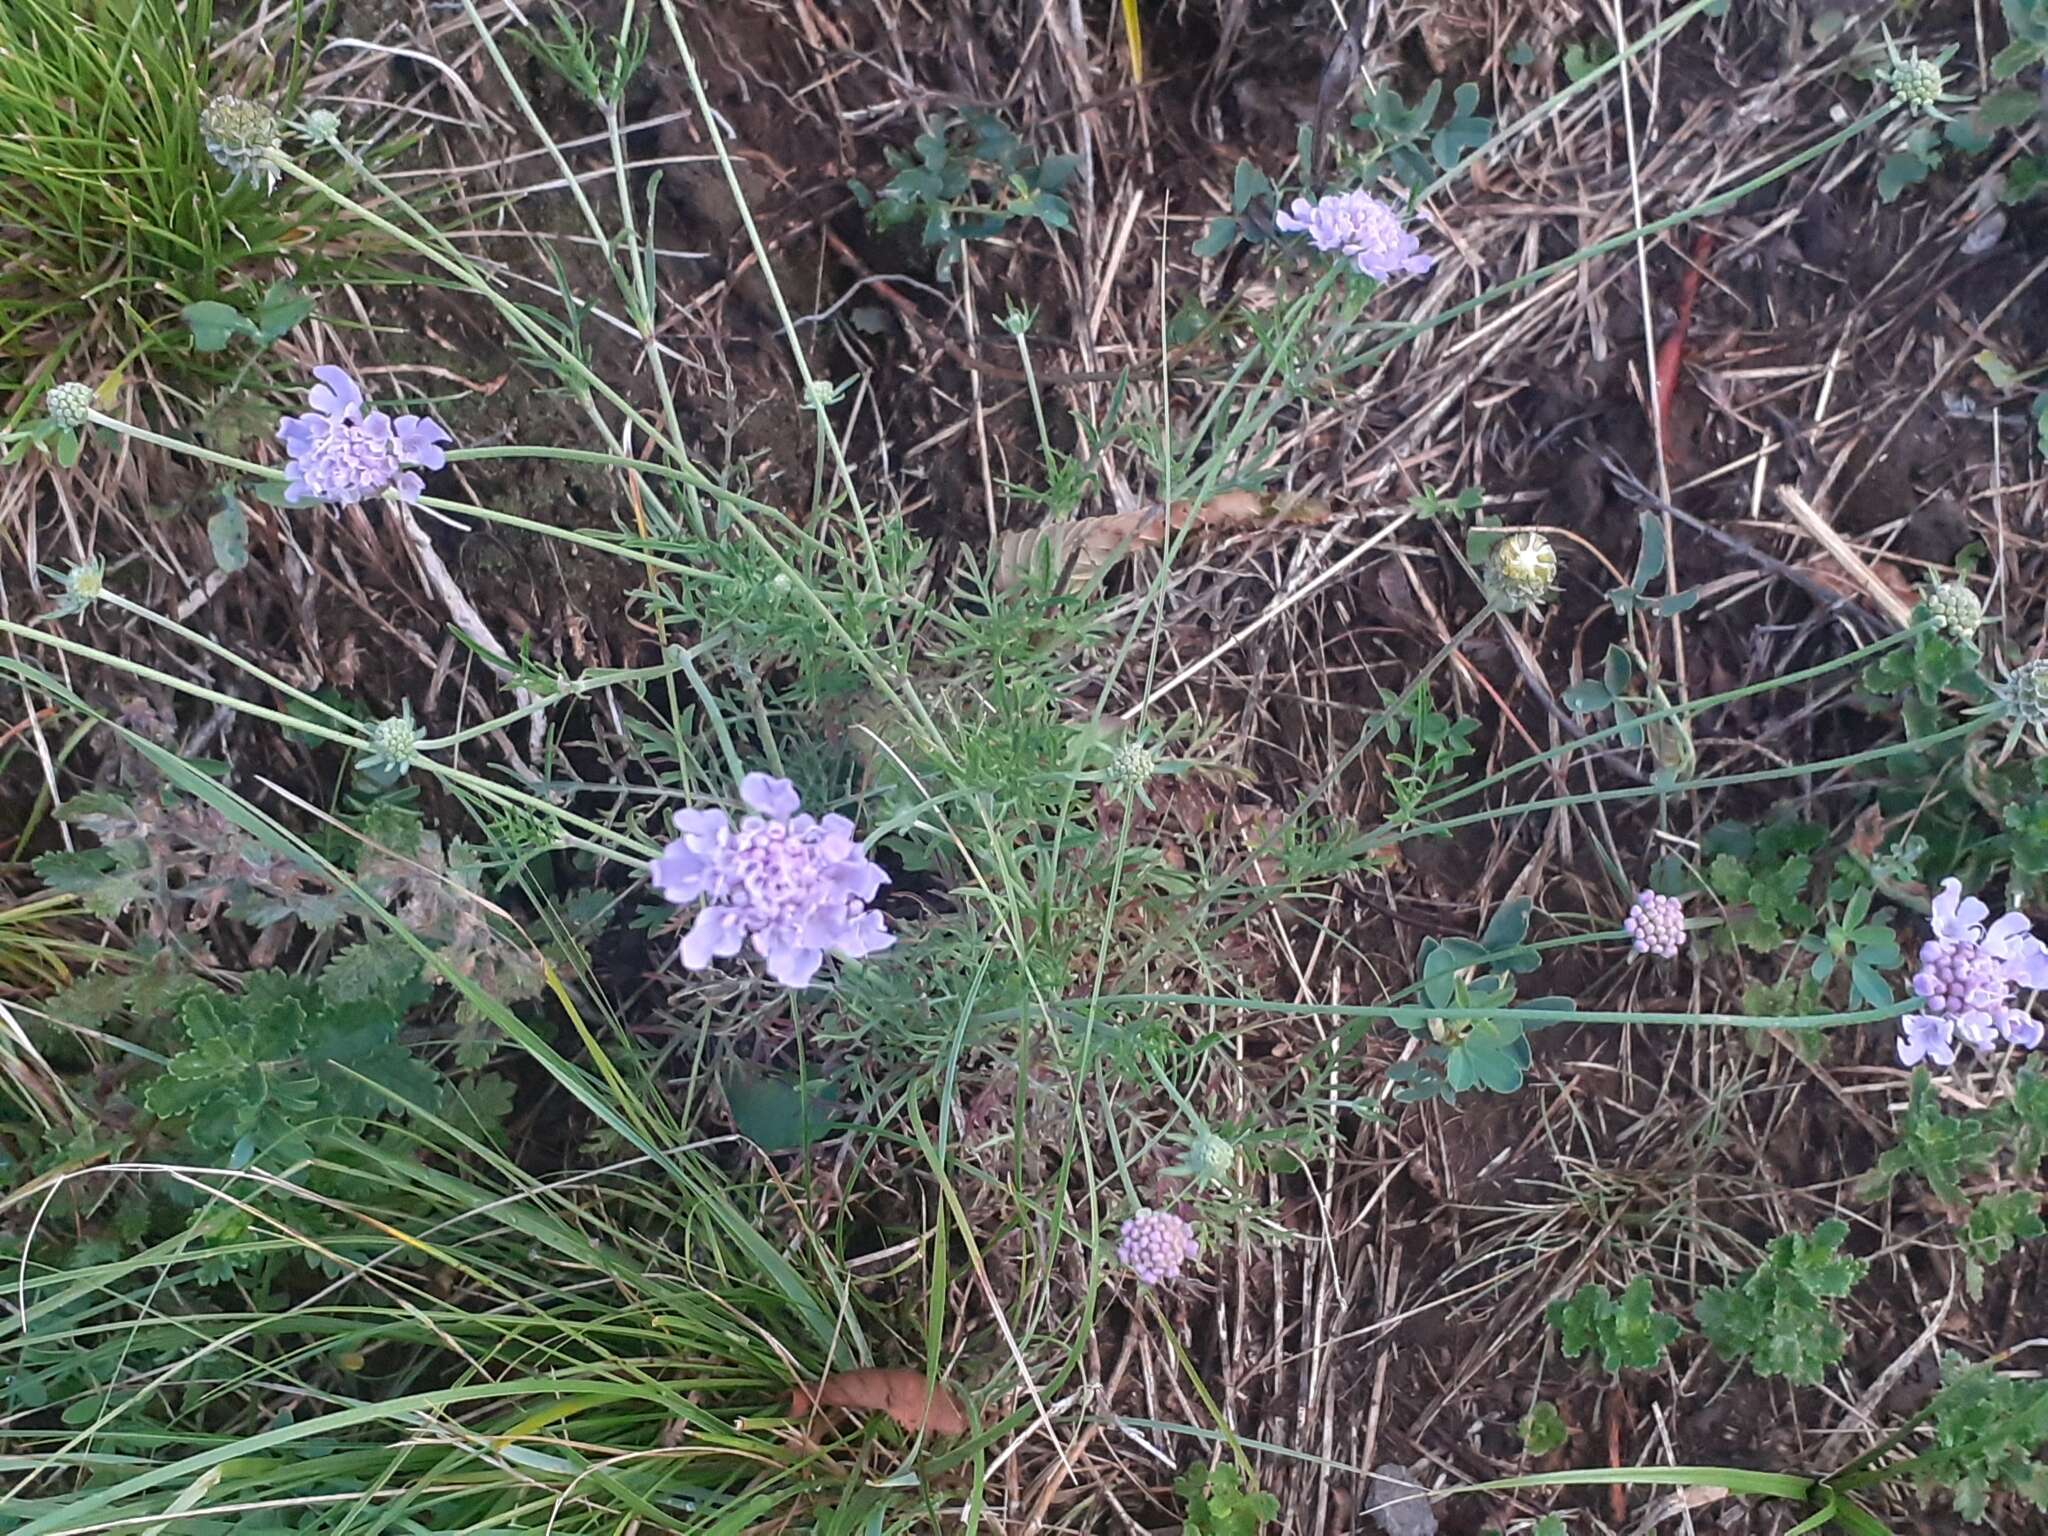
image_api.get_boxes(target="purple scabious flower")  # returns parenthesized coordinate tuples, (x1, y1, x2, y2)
(648, 772, 893, 989)
(1624, 889, 1686, 960)
(277, 366, 451, 507)
(1900, 877, 2048, 1067)
(1274, 190, 1434, 283)
(1117, 1208, 1199, 1286)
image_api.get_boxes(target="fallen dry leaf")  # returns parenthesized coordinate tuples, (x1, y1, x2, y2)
(791, 1367, 973, 1437)
(995, 491, 1330, 592)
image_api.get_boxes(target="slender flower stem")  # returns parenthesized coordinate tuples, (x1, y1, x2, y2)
(100, 592, 360, 732)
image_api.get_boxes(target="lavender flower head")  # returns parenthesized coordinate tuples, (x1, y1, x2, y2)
(1624, 889, 1686, 960)
(1117, 1208, 1200, 1286)
(649, 772, 893, 989)
(277, 366, 451, 507)
(1274, 190, 1434, 283)
(1900, 877, 2048, 1067)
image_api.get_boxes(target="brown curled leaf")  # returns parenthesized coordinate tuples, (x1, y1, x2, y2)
(790, 1367, 973, 1437)
(994, 491, 1331, 592)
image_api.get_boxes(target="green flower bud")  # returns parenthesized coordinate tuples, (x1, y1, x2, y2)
(2000, 658, 2048, 732)
(1885, 52, 1945, 114)
(44, 381, 93, 431)
(362, 705, 422, 775)
(200, 93, 282, 191)
(1105, 739, 1158, 794)
(1184, 1130, 1234, 1185)
(1482, 530, 1557, 614)
(1923, 582, 1982, 641)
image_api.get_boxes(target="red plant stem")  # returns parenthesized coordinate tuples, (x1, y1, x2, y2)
(1655, 230, 1716, 464)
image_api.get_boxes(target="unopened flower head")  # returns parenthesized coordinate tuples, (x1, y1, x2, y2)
(54, 558, 106, 616)
(1878, 31, 1961, 118)
(1624, 889, 1686, 960)
(200, 93, 282, 191)
(1274, 190, 1433, 284)
(1923, 581, 1982, 641)
(302, 108, 343, 145)
(362, 706, 421, 775)
(648, 772, 893, 989)
(1483, 530, 1557, 614)
(1117, 1207, 1200, 1286)
(1182, 1129, 1235, 1186)
(44, 381, 93, 431)
(1106, 739, 1158, 795)
(277, 366, 452, 507)
(1899, 877, 2048, 1067)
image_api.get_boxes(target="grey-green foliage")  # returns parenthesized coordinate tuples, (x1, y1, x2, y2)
(32, 790, 542, 1031)
(1388, 899, 1571, 1103)
(1696, 1220, 1866, 1385)
(855, 110, 1078, 280)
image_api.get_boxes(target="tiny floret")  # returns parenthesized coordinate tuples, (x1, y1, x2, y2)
(1275, 189, 1434, 284)
(200, 93, 283, 191)
(1899, 877, 2048, 1066)
(648, 773, 894, 989)
(44, 381, 94, 431)
(1923, 582, 1983, 641)
(1483, 530, 1557, 614)
(1624, 889, 1686, 960)
(1117, 1207, 1200, 1286)
(278, 366, 452, 507)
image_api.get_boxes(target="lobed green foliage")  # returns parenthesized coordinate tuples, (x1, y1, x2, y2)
(1547, 1275, 1682, 1375)
(1697, 1221, 1867, 1386)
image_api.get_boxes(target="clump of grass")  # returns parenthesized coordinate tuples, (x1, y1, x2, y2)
(0, 0, 385, 426)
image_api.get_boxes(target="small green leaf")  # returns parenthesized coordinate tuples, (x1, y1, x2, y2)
(1877, 149, 1934, 205)
(1481, 897, 1532, 953)
(181, 300, 257, 352)
(254, 286, 315, 345)
(1230, 158, 1271, 212)
(725, 1063, 835, 1152)
(1194, 217, 1239, 259)
(1993, 40, 2044, 81)
(1980, 88, 2039, 129)
(1519, 1400, 1570, 1457)
(207, 496, 250, 574)
(1603, 645, 1634, 695)
(1628, 510, 1667, 594)
(1978, 349, 2023, 390)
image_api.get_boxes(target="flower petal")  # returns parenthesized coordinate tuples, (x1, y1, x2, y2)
(1898, 1014, 1955, 1067)
(308, 366, 363, 420)
(2009, 938, 2048, 990)
(679, 905, 747, 969)
(763, 941, 824, 987)
(1274, 197, 1315, 234)
(739, 772, 801, 819)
